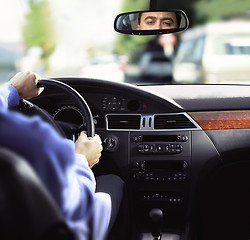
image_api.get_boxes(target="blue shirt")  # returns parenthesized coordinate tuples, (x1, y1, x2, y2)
(0, 84, 99, 239)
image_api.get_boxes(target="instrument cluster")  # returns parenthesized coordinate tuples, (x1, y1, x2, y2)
(52, 105, 103, 128)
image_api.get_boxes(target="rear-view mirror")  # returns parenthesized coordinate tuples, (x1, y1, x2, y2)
(114, 9, 189, 35)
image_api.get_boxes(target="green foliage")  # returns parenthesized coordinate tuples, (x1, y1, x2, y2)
(194, 0, 250, 25)
(115, 0, 154, 59)
(115, 34, 153, 60)
(23, 0, 55, 60)
(121, 0, 149, 11)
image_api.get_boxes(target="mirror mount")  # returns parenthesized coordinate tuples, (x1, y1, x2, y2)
(150, 0, 158, 10)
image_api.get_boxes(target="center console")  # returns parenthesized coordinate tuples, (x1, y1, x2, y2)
(130, 131, 191, 236)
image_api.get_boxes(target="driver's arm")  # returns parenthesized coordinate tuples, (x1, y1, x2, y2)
(0, 72, 107, 238)
(8, 71, 43, 99)
(0, 71, 43, 109)
(1, 70, 102, 172)
(3, 71, 103, 169)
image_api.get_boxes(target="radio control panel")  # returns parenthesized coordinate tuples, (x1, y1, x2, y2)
(137, 143, 183, 154)
(132, 134, 189, 155)
(132, 160, 188, 182)
(133, 135, 188, 143)
(130, 132, 191, 184)
(133, 171, 187, 182)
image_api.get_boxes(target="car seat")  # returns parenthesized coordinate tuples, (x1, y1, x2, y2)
(0, 146, 75, 240)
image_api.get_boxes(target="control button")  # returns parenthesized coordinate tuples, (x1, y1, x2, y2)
(107, 96, 122, 110)
(165, 144, 170, 153)
(177, 135, 188, 142)
(103, 136, 118, 152)
(176, 135, 182, 142)
(140, 162, 146, 170)
(170, 144, 176, 153)
(182, 135, 188, 142)
(137, 144, 144, 153)
(144, 144, 150, 153)
(133, 162, 139, 168)
(150, 144, 155, 152)
(182, 162, 187, 170)
(176, 144, 183, 153)
(156, 145, 164, 152)
(133, 136, 142, 142)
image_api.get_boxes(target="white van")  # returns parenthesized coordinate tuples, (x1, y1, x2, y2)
(173, 20, 250, 84)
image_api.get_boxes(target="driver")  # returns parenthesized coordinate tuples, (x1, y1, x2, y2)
(137, 11, 180, 30)
(0, 71, 127, 240)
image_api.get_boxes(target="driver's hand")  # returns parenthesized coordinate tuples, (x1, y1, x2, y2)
(8, 71, 43, 99)
(75, 132, 103, 168)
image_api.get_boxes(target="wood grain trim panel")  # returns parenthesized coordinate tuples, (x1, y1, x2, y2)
(188, 111, 250, 130)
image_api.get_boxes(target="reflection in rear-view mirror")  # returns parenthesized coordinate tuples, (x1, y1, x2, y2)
(114, 9, 189, 35)
(137, 12, 180, 30)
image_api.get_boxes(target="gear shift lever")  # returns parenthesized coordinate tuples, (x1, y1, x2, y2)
(149, 208, 163, 240)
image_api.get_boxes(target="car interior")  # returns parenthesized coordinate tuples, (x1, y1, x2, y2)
(1, 0, 250, 240)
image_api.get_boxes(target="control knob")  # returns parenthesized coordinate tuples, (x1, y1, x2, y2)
(103, 135, 119, 152)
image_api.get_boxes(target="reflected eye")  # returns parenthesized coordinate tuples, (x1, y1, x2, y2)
(163, 21, 171, 26)
(145, 20, 155, 25)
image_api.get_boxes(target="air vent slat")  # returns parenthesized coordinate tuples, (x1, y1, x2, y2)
(107, 115, 141, 129)
(154, 114, 196, 129)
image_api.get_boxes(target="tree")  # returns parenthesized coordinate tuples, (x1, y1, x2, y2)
(23, 0, 55, 67)
(194, 0, 250, 25)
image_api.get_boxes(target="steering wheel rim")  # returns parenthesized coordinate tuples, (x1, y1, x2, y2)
(37, 79, 95, 137)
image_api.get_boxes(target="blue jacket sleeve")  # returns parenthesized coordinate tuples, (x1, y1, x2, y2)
(0, 84, 19, 108)
(0, 83, 97, 238)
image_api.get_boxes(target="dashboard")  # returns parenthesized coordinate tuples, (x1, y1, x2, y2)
(30, 77, 250, 239)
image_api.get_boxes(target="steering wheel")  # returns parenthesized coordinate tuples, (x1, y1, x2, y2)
(38, 79, 95, 137)
(15, 79, 95, 138)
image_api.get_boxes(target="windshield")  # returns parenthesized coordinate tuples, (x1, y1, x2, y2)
(1, 0, 250, 85)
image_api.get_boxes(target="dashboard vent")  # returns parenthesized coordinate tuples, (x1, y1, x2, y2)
(154, 114, 196, 129)
(107, 114, 141, 129)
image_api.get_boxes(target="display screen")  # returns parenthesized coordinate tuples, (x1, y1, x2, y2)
(145, 160, 185, 171)
(142, 135, 177, 142)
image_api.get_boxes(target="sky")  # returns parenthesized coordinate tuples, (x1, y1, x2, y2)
(0, 0, 124, 73)
(48, 0, 124, 70)
(0, 0, 123, 43)
(0, 0, 27, 42)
